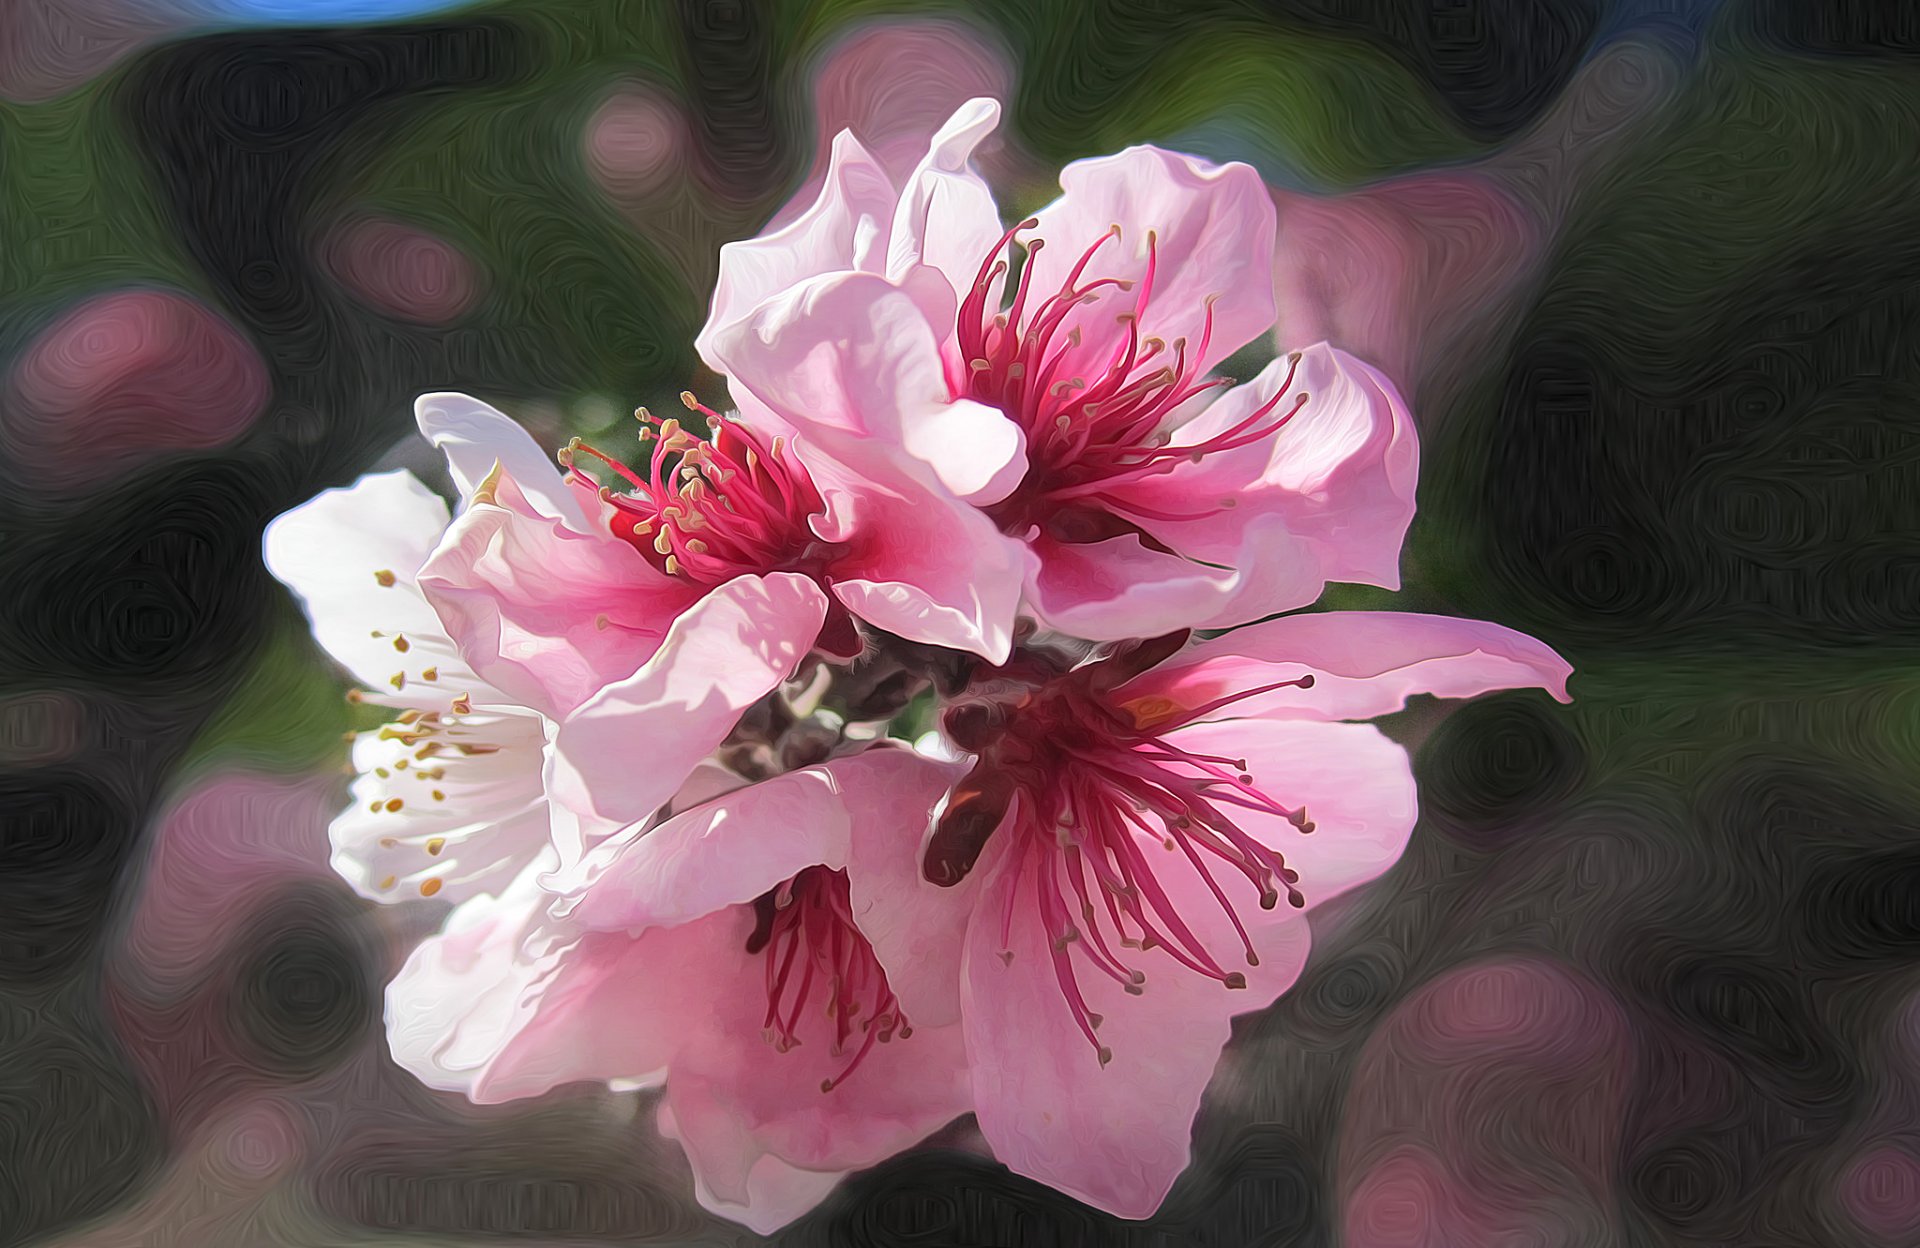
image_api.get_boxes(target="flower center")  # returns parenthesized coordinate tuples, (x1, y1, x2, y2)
(744, 865, 910, 1091)
(927, 646, 1315, 1064)
(567, 395, 828, 585)
(955, 222, 1308, 539)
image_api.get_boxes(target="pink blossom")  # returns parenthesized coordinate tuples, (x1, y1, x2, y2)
(416, 385, 1022, 670)
(262, 394, 833, 897)
(701, 98, 1419, 639)
(886, 611, 1571, 1216)
(554, 392, 1025, 664)
(384, 745, 975, 1233)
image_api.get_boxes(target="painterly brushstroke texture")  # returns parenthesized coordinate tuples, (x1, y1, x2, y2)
(3, 1, 1917, 1245)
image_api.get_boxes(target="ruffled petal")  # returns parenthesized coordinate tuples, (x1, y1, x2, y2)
(560, 763, 853, 931)
(697, 129, 899, 375)
(415, 392, 588, 531)
(1023, 523, 1322, 641)
(814, 452, 1031, 663)
(385, 859, 724, 1104)
(658, 905, 971, 1229)
(1117, 611, 1574, 725)
(417, 465, 691, 716)
(1109, 344, 1417, 590)
(1024, 532, 1234, 640)
(1164, 718, 1418, 909)
(660, 1103, 849, 1236)
(962, 841, 1311, 1217)
(662, 1016, 969, 1231)
(834, 747, 974, 1027)
(1025, 146, 1276, 380)
(545, 572, 828, 854)
(714, 269, 1027, 504)
(885, 97, 1007, 307)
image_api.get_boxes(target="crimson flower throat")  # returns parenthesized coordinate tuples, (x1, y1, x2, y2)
(956, 222, 1309, 539)
(746, 866, 909, 1091)
(928, 639, 1316, 1064)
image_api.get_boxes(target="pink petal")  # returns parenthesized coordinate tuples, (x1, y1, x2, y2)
(1119, 610, 1573, 725)
(963, 839, 1312, 1217)
(836, 747, 974, 1027)
(884, 97, 1007, 306)
(1025, 146, 1276, 380)
(659, 906, 971, 1224)
(560, 764, 854, 931)
(385, 863, 724, 1104)
(563, 747, 969, 1004)
(1025, 522, 1322, 641)
(545, 572, 828, 853)
(658, 1104, 848, 1235)
(696, 129, 897, 375)
(262, 470, 490, 697)
(1026, 532, 1233, 640)
(663, 1018, 970, 1228)
(714, 269, 1027, 503)
(1165, 718, 1417, 908)
(414, 392, 589, 531)
(417, 466, 691, 715)
(816, 454, 1031, 662)
(1109, 343, 1418, 590)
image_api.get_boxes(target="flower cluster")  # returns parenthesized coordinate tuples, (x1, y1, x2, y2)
(264, 99, 1571, 1231)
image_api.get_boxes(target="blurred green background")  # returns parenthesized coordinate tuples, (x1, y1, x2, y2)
(3, 1, 1919, 1245)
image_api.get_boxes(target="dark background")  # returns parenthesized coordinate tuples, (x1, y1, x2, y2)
(3, 1, 1919, 1245)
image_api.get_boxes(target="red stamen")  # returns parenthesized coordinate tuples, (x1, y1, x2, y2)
(573, 405, 830, 585)
(955, 225, 1302, 541)
(933, 645, 1318, 1064)
(752, 867, 909, 1090)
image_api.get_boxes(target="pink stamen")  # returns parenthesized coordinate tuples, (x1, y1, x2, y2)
(750, 867, 909, 1091)
(956, 224, 1303, 541)
(931, 646, 1319, 1065)
(573, 401, 829, 585)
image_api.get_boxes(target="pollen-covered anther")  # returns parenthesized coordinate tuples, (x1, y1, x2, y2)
(574, 403, 829, 586)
